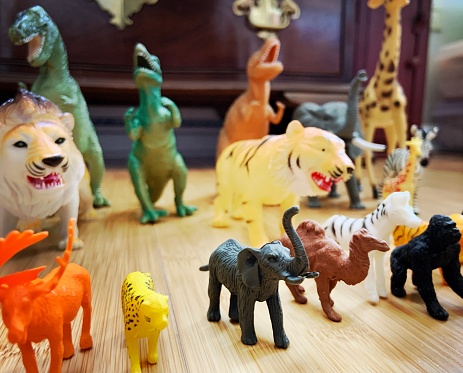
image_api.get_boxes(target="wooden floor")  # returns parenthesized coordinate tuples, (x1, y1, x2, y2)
(0, 153, 462, 373)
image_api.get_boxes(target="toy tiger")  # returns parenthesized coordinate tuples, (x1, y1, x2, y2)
(322, 191, 421, 304)
(213, 120, 354, 247)
(121, 272, 169, 373)
(0, 89, 85, 249)
(393, 220, 428, 247)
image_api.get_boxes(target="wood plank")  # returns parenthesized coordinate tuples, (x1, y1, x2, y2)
(0, 154, 462, 372)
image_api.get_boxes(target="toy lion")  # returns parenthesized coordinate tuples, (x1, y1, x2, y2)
(0, 89, 85, 249)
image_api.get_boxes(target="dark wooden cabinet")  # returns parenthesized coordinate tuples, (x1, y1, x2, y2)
(0, 0, 431, 162)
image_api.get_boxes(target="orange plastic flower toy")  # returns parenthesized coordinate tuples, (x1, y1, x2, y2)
(0, 219, 93, 373)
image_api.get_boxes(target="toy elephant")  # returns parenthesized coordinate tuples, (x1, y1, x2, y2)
(200, 206, 318, 348)
(293, 69, 385, 209)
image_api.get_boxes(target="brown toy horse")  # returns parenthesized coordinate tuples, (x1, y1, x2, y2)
(280, 220, 390, 322)
(0, 219, 92, 373)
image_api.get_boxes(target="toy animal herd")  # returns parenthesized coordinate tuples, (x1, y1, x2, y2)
(0, 2, 461, 373)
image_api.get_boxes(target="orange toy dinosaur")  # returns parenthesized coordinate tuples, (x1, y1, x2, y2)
(0, 219, 93, 373)
(216, 37, 285, 159)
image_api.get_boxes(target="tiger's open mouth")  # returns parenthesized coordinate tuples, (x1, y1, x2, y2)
(311, 172, 341, 192)
(27, 172, 63, 190)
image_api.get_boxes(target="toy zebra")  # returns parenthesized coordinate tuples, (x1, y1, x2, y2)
(379, 125, 438, 214)
(121, 272, 169, 373)
(322, 191, 421, 304)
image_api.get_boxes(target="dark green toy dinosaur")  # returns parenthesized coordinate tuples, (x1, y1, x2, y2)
(124, 43, 197, 223)
(8, 6, 110, 208)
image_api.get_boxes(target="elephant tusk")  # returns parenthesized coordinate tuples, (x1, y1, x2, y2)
(352, 136, 386, 152)
(303, 271, 319, 279)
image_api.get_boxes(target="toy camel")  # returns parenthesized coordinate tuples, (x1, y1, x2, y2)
(281, 221, 389, 322)
(0, 219, 93, 373)
(356, 0, 411, 198)
(216, 37, 285, 159)
(121, 272, 169, 373)
(322, 191, 421, 304)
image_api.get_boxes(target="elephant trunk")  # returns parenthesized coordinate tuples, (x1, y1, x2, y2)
(337, 69, 368, 140)
(283, 206, 308, 275)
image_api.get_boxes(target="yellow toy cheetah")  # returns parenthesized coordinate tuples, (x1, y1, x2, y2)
(121, 272, 169, 373)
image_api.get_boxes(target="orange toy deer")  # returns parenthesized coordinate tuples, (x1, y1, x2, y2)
(0, 219, 93, 373)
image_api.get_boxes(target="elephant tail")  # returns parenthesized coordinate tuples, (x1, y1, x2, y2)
(199, 265, 209, 271)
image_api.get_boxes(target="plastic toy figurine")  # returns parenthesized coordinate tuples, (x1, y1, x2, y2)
(0, 219, 93, 373)
(124, 43, 196, 224)
(8, 6, 109, 208)
(293, 69, 386, 209)
(356, 0, 411, 198)
(380, 137, 422, 206)
(280, 222, 389, 322)
(213, 120, 354, 247)
(121, 271, 169, 373)
(380, 125, 439, 214)
(233, 0, 300, 36)
(95, 0, 159, 30)
(200, 206, 318, 348)
(0, 89, 85, 249)
(393, 213, 463, 284)
(216, 37, 285, 159)
(390, 214, 463, 320)
(322, 191, 421, 304)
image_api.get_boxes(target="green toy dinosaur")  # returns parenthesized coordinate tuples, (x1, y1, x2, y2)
(8, 6, 110, 208)
(124, 43, 196, 223)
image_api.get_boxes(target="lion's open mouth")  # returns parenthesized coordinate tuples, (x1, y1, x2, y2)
(27, 172, 63, 190)
(311, 172, 341, 192)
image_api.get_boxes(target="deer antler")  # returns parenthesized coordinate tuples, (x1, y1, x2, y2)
(0, 230, 48, 267)
(28, 219, 75, 297)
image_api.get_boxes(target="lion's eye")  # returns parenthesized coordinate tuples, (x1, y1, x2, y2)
(55, 137, 65, 145)
(13, 141, 28, 148)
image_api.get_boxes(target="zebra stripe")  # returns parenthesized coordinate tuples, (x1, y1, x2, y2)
(323, 202, 388, 246)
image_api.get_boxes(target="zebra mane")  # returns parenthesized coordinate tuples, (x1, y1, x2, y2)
(363, 201, 388, 228)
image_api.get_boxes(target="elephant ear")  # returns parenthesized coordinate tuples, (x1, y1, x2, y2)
(237, 248, 260, 292)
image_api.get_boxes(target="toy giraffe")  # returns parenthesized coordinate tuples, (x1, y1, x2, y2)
(381, 137, 422, 204)
(357, 0, 410, 198)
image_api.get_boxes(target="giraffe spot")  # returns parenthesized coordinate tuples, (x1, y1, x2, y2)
(380, 105, 389, 111)
(387, 61, 395, 73)
(394, 100, 401, 107)
(384, 77, 394, 85)
(359, 108, 363, 114)
(379, 63, 384, 71)
(374, 82, 378, 88)
(371, 102, 377, 108)
(385, 50, 390, 58)
(386, 12, 391, 18)
(387, 26, 392, 36)
(382, 90, 393, 98)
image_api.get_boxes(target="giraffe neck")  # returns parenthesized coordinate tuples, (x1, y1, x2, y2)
(373, 7, 402, 96)
(401, 149, 418, 185)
